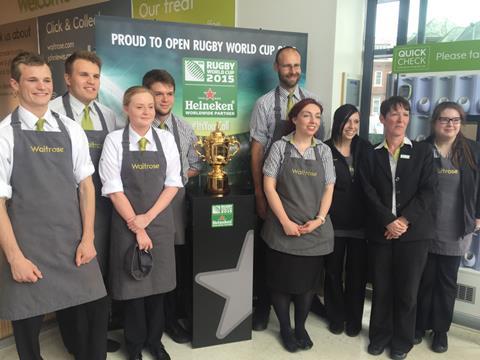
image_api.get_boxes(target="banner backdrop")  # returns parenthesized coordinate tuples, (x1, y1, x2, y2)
(38, 0, 131, 96)
(95, 15, 308, 187)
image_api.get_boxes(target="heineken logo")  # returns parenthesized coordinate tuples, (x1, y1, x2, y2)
(211, 204, 234, 228)
(183, 57, 237, 118)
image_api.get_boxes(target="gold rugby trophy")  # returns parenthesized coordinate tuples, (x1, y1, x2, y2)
(195, 122, 240, 194)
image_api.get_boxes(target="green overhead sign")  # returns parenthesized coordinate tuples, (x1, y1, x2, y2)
(132, 0, 235, 26)
(393, 40, 480, 73)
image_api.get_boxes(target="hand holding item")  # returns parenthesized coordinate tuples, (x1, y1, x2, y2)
(127, 214, 152, 233)
(282, 219, 301, 237)
(76, 240, 97, 267)
(10, 256, 43, 283)
(136, 229, 153, 251)
(299, 219, 323, 234)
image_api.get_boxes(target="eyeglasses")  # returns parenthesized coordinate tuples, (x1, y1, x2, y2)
(438, 117, 461, 125)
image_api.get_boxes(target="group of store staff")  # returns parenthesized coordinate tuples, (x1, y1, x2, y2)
(249, 46, 480, 360)
(0, 51, 198, 360)
(0, 46, 478, 360)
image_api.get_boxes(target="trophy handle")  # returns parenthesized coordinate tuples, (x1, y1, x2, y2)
(194, 138, 207, 161)
(227, 137, 240, 160)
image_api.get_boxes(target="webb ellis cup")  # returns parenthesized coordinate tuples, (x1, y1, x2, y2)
(195, 122, 240, 194)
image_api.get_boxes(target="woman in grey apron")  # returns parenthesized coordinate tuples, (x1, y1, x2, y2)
(261, 98, 335, 353)
(416, 102, 480, 353)
(99, 86, 182, 360)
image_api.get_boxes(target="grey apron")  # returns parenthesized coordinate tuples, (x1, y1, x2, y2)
(109, 127, 176, 300)
(165, 115, 186, 245)
(0, 108, 106, 321)
(62, 93, 111, 275)
(261, 142, 334, 256)
(266, 86, 306, 156)
(432, 154, 472, 256)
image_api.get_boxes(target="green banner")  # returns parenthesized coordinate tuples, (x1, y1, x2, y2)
(183, 57, 237, 118)
(211, 204, 234, 228)
(393, 40, 480, 73)
(132, 0, 235, 26)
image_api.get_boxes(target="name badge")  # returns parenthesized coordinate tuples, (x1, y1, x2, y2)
(400, 154, 410, 159)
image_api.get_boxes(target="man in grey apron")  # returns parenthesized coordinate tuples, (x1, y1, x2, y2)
(142, 69, 202, 343)
(49, 51, 121, 353)
(0, 52, 107, 360)
(249, 46, 324, 330)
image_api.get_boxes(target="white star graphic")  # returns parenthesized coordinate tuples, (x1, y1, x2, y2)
(195, 230, 254, 339)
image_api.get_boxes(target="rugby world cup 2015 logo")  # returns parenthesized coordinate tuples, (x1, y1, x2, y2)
(183, 57, 238, 118)
(184, 59, 206, 82)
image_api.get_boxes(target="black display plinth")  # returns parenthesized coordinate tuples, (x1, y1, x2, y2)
(188, 186, 254, 348)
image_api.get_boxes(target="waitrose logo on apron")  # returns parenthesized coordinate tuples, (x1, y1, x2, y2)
(291, 168, 317, 177)
(131, 163, 161, 170)
(30, 145, 64, 153)
(183, 57, 237, 118)
(89, 141, 103, 149)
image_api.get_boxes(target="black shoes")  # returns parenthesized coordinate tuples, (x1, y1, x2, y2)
(128, 353, 142, 360)
(278, 327, 314, 352)
(367, 343, 385, 356)
(252, 307, 270, 331)
(413, 329, 425, 345)
(166, 321, 191, 344)
(147, 343, 171, 360)
(295, 329, 313, 350)
(345, 323, 361, 337)
(280, 328, 298, 353)
(390, 350, 407, 360)
(432, 331, 448, 353)
(107, 338, 121, 353)
(328, 322, 344, 335)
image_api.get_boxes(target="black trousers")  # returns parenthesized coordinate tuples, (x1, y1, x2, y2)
(253, 217, 270, 313)
(369, 240, 428, 353)
(165, 244, 192, 326)
(14, 296, 108, 360)
(12, 315, 44, 360)
(416, 253, 462, 333)
(123, 293, 165, 356)
(324, 236, 368, 329)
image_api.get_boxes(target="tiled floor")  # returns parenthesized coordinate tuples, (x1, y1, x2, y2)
(1, 300, 479, 359)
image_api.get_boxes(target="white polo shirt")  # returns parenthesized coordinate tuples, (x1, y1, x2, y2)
(99, 125, 183, 197)
(0, 106, 94, 199)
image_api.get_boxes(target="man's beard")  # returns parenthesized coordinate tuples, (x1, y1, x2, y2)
(278, 73, 300, 88)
